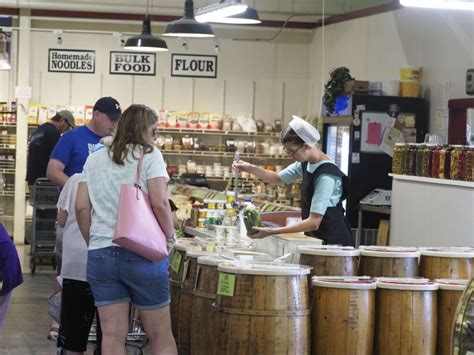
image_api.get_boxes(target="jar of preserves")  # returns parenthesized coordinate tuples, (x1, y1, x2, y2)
(407, 144, 418, 176)
(440, 145, 453, 179)
(466, 147, 474, 181)
(431, 146, 442, 178)
(392, 143, 406, 175)
(422, 144, 434, 177)
(451, 145, 466, 180)
(416, 144, 425, 176)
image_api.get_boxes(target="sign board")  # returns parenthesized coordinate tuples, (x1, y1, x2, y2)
(48, 49, 95, 73)
(171, 54, 217, 78)
(109, 51, 156, 75)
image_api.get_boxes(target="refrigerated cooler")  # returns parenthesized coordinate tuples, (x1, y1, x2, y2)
(322, 94, 428, 231)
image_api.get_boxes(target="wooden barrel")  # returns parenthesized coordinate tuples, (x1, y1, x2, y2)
(178, 250, 216, 355)
(359, 246, 420, 278)
(299, 245, 360, 277)
(375, 278, 438, 355)
(191, 255, 228, 355)
(312, 276, 376, 355)
(213, 261, 311, 355)
(419, 247, 474, 280)
(169, 243, 188, 340)
(435, 279, 468, 355)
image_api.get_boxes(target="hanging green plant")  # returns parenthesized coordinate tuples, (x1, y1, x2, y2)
(323, 67, 354, 115)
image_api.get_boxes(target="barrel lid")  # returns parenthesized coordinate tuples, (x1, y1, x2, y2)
(217, 261, 311, 276)
(197, 255, 228, 266)
(221, 250, 272, 262)
(186, 250, 218, 258)
(419, 247, 474, 258)
(299, 245, 360, 257)
(376, 277, 439, 291)
(312, 276, 376, 290)
(360, 246, 420, 258)
(435, 279, 469, 291)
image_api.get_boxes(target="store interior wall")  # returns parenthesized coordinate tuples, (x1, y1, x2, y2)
(0, 19, 313, 126)
(309, 7, 474, 140)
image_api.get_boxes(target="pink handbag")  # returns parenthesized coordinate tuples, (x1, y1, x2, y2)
(113, 150, 169, 262)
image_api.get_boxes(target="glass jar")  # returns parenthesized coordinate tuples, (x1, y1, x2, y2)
(451, 145, 466, 180)
(407, 144, 418, 176)
(392, 143, 406, 175)
(466, 147, 474, 181)
(422, 144, 433, 177)
(416, 144, 425, 176)
(440, 145, 453, 179)
(431, 146, 442, 178)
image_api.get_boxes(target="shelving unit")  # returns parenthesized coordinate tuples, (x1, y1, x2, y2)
(161, 149, 292, 160)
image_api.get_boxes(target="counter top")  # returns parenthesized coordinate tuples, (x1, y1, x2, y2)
(390, 174, 474, 189)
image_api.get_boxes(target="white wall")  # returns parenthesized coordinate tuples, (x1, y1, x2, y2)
(0, 27, 311, 125)
(309, 7, 474, 138)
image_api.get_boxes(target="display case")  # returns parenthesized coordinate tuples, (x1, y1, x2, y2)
(453, 277, 474, 354)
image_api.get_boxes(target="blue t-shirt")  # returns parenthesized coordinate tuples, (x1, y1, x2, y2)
(50, 126, 101, 176)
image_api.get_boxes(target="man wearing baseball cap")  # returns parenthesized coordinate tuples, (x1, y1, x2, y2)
(47, 96, 121, 187)
(26, 110, 75, 188)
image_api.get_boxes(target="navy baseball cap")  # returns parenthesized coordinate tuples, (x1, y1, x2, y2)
(93, 96, 121, 121)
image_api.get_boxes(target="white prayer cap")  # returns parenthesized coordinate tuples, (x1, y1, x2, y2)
(288, 115, 320, 146)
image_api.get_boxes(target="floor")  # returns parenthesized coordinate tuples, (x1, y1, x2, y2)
(0, 246, 150, 354)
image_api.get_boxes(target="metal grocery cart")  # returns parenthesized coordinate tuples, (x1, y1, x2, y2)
(88, 305, 149, 355)
(29, 178, 60, 273)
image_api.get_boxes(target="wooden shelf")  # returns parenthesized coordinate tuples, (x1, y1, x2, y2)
(0, 144, 15, 149)
(161, 150, 291, 160)
(157, 127, 280, 137)
(0, 191, 14, 197)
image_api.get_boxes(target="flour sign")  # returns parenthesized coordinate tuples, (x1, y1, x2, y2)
(48, 49, 95, 73)
(171, 54, 217, 79)
(109, 52, 156, 76)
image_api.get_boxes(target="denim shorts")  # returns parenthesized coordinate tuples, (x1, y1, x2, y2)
(87, 247, 170, 310)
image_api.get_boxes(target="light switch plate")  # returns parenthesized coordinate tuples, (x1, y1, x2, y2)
(466, 69, 474, 95)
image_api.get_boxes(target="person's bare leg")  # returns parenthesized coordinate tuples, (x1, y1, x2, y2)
(48, 277, 62, 341)
(140, 306, 177, 355)
(96, 303, 129, 355)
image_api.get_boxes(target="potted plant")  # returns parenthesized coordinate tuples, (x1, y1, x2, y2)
(323, 67, 354, 115)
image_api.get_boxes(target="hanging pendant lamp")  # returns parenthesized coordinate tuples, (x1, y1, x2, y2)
(163, 0, 214, 38)
(210, 6, 260, 24)
(124, 0, 168, 52)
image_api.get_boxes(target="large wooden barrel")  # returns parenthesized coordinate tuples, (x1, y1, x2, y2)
(299, 245, 360, 277)
(375, 278, 438, 355)
(435, 279, 468, 355)
(191, 255, 228, 355)
(419, 247, 474, 280)
(178, 250, 216, 355)
(359, 246, 420, 278)
(312, 276, 376, 355)
(213, 261, 311, 355)
(169, 244, 188, 340)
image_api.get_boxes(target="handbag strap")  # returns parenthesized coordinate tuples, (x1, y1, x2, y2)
(135, 148, 145, 187)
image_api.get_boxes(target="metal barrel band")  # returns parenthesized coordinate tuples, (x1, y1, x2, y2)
(180, 287, 194, 295)
(211, 304, 311, 317)
(170, 279, 183, 287)
(193, 290, 216, 300)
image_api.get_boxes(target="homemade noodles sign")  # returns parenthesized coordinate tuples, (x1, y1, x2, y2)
(48, 49, 95, 73)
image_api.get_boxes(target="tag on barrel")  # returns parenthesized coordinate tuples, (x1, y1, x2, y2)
(171, 251, 182, 274)
(217, 273, 236, 297)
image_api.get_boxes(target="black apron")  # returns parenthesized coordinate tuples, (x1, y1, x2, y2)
(300, 162, 354, 246)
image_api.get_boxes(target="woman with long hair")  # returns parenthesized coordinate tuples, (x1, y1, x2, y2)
(76, 104, 177, 355)
(233, 116, 354, 246)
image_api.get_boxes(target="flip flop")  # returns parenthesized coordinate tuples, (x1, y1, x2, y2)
(47, 327, 59, 342)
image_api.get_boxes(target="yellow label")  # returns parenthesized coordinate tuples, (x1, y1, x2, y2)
(217, 273, 236, 297)
(171, 251, 182, 274)
(206, 242, 215, 252)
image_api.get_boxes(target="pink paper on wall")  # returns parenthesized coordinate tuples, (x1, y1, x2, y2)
(367, 121, 382, 145)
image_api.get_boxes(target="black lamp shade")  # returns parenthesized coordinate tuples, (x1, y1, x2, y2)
(124, 17, 168, 52)
(163, 18, 214, 38)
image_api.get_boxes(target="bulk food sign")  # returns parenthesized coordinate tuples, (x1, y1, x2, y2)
(171, 54, 217, 79)
(109, 52, 156, 75)
(48, 49, 95, 73)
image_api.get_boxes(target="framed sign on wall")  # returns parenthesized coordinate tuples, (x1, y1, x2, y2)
(48, 49, 95, 73)
(171, 54, 217, 79)
(109, 51, 156, 75)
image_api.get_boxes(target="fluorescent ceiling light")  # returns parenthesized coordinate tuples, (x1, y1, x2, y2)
(196, 0, 248, 23)
(163, 0, 214, 38)
(210, 7, 261, 24)
(400, 0, 474, 10)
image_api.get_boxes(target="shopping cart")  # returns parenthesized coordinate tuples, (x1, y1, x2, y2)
(88, 305, 149, 355)
(29, 178, 60, 273)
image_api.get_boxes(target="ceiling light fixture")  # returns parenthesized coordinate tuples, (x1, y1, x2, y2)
(196, 0, 248, 23)
(210, 6, 261, 24)
(163, 0, 214, 38)
(400, 0, 474, 10)
(124, 0, 168, 52)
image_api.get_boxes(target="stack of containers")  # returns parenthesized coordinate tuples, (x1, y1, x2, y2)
(400, 65, 422, 98)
